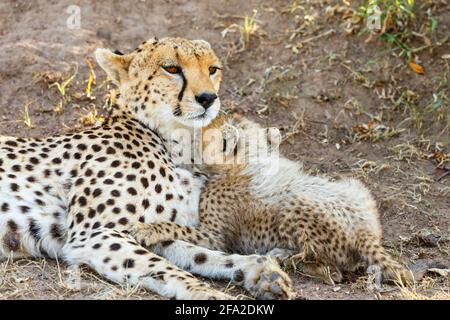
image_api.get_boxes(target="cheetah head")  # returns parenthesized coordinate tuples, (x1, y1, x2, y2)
(95, 37, 223, 130)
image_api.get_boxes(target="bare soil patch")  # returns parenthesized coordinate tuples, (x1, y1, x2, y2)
(0, 0, 448, 300)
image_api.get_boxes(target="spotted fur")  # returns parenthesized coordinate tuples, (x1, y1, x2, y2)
(0, 37, 270, 300)
(132, 114, 414, 288)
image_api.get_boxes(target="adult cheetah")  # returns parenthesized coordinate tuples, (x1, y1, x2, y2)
(132, 114, 413, 287)
(0, 37, 292, 300)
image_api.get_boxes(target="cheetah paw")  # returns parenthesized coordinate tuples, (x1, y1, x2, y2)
(234, 256, 294, 300)
(130, 222, 162, 247)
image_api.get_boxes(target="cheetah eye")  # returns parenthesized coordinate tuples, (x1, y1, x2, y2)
(163, 65, 182, 74)
(209, 66, 221, 75)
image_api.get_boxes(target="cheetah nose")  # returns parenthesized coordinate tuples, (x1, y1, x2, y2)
(195, 92, 217, 110)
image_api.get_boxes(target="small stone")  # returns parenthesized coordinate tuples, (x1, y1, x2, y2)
(428, 268, 450, 277)
(332, 286, 341, 292)
(415, 229, 441, 247)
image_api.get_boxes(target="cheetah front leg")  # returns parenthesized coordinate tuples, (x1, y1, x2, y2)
(131, 222, 294, 300)
(62, 227, 232, 300)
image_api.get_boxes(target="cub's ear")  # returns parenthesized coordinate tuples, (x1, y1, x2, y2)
(95, 48, 132, 85)
(192, 39, 211, 49)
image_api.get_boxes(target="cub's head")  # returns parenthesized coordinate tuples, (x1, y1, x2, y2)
(96, 37, 222, 128)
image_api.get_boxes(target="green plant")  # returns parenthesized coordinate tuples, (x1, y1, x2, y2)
(356, 0, 438, 59)
(358, 0, 415, 33)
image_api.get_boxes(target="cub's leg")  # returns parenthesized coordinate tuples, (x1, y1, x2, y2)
(131, 222, 294, 300)
(277, 199, 413, 284)
(131, 221, 225, 251)
(62, 227, 231, 300)
(355, 232, 414, 284)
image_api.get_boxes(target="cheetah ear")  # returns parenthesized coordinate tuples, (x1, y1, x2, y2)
(95, 48, 132, 85)
(192, 39, 211, 49)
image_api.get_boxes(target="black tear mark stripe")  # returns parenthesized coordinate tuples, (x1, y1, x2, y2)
(175, 49, 187, 102)
(178, 70, 187, 101)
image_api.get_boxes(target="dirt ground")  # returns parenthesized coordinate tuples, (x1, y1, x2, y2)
(0, 0, 449, 300)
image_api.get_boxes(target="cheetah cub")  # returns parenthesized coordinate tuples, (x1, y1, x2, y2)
(132, 114, 413, 287)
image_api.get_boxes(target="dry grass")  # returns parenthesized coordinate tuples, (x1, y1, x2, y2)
(0, 0, 448, 300)
(397, 277, 450, 300)
(0, 258, 156, 300)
